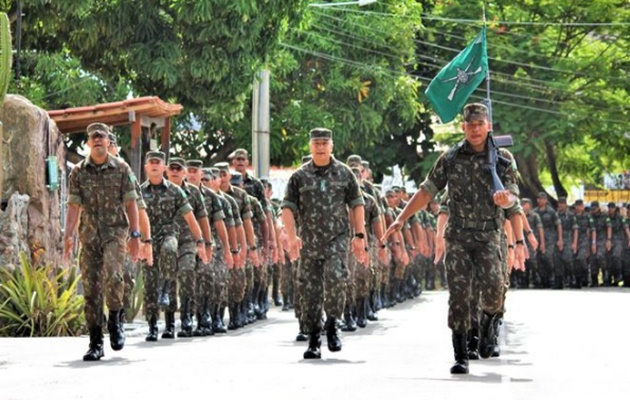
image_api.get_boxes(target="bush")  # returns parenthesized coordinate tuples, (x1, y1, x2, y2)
(0, 253, 85, 337)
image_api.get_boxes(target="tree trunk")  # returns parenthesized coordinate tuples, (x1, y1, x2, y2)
(514, 152, 546, 201)
(544, 138, 568, 199)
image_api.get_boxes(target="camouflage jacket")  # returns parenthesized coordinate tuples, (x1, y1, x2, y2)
(282, 158, 364, 258)
(363, 191, 381, 239)
(222, 191, 243, 227)
(557, 209, 577, 243)
(610, 213, 627, 242)
(67, 154, 139, 243)
(420, 140, 520, 241)
(535, 205, 560, 238)
(574, 211, 593, 245)
(174, 181, 207, 244)
(226, 185, 253, 220)
(242, 172, 269, 212)
(214, 191, 235, 228)
(249, 195, 267, 246)
(140, 178, 192, 240)
(590, 211, 611, 242)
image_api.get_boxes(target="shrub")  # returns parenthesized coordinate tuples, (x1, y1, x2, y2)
(0, 253, 85, 337)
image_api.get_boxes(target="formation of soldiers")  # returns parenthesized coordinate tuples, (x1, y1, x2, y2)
(514, 194, 630, 289)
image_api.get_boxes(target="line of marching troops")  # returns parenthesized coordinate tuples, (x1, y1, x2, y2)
(123, 142, 630, 345)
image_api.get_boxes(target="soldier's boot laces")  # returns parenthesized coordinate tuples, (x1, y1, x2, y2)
(83, 326, 104, 361)
(303, 333, 322, 359)
(145, 315, 158, 342)
(107, 309, 126, 351)
(450, 332, 469, 374)
(325, 317, 342, 352)
(479, 312, 497, 359)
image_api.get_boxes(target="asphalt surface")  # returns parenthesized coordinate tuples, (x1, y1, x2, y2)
(1, 288, 628, 400)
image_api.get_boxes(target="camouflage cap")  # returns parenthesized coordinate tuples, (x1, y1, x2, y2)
(521, 198, 532, 205)
(346, 154, 363, 166)
(202, 168, 214, 178)
(108, 133, 117, 146)
(607, 201, 617, 208)
(537, 192, 548, 199)
(209, 167, 221, 177)
(146, 151, 166, 162)
(462, 103, 489, 122)
(87, 122, 111, 137)
(229, 148, 249, 159)
(309, 128, 332, 140)
(361, 160, 370, 169)
(301, 155, 312, 164)
(214, 162, 230, 172)
(385, 188, 397, 196)
(591, 201, 600, 208)
(168, 157, 186, 168)
(558, 196, 567, 204)
(230, 171, 243, 186)
(350, 167, 362, 178)
(186, 159, 204, 169)
(574, 199, 584, 206)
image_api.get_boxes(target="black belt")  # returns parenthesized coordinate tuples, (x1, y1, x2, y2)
(450, 216, 499, 231)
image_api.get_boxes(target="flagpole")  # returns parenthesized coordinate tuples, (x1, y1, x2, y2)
(483, 5, 492, 128)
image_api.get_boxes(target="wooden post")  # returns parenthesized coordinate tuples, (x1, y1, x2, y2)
(0, 121, 4, 207)
(161, 117, 171, 157)
(130, 118, 142, 181)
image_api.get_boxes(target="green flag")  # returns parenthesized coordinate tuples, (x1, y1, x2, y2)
(425, 26, 488, 123)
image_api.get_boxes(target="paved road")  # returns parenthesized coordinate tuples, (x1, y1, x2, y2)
(1, 288, 628, 400)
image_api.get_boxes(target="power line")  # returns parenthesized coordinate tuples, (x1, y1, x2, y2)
(279, 42, 629, 125)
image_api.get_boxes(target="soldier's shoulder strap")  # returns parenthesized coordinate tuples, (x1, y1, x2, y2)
(445, 140, 466, 163)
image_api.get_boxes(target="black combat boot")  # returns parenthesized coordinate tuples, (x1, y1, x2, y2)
(356, 298, 367, 328)
(107, 309, 125, 351)
(366, 293, 378, 321)
(479, 312, 497, 359)
(83, 326, 105, 361)
(394, 279, 405, 303)
(282, 294, 290, 311)
(491, 318, 502, 357)
(145, 315, 158, 342)
(200, 299, 214, 336)
(158, 279, 170, 308)
(340, 304, 357, 332)
(450, 332, 469, 374)
(162, 311, 176, 339)
(193, 312, 206, 337)
(272, 273, 282, 306)
(228, 303, 239, 330)
(296, 321, 308, 342)
(178, 298, 193, 338)
(325, 317, 342, 352)
(303, 332, 322, 359)
(467, 327, 480, 360)
(374, 288, 383, 311)
(213, 305, 227, 333)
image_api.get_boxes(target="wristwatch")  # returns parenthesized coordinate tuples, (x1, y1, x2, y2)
(515, 239, 525, 245)
(196, 238, 205, 245)
(248, 246, 257, 251)
(205, 240, 214, 247)
(130, 230, 141, 239)
(231, 249, 240, 254)
(142, 238, 153, 244)
(354, 232, 365, 239)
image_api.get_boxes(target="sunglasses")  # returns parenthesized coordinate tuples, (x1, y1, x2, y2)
(168, 165, 183, 171)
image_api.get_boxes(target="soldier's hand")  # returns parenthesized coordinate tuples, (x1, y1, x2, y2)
(235, 250, 246, 268)
(197, 243, 209, 263)
(571, 242, 578, 255)
(128, 238, 141, 263)
(351, 237, 367, 266)
(63, 236, 74, 263)
(144, 243, 154, 266)
(249, 249, 260, 267)
(527, 233, 538, 251)
(507, 247, 515, 271)
(401, 250, 410, 267)
(382, 220, 402, 243)
(606, 239, 612, 251)
(492, 190, 515, 208)
(514, 243, 526, 271)
(434, 236, 445, 265)
(378, 247, 389, 266)
(557, 239, 564, 251)
(591, 244, 597, 255)
(205, 244, 214, 263)
(540, 243, 546, 254)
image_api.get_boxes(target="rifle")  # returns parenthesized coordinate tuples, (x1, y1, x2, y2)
(486, 134, 514, 193)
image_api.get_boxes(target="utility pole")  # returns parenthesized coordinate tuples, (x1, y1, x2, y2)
(252, 69, 270, 178)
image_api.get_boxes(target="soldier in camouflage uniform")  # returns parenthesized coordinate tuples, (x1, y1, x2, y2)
(204, 167, 240, 332)
(589, 201, 611, 287)
(621, 204, 630, 287)
(555, 197, 577, 289)
(140, 151, 208, 342)
(571, 199, 593, 288)
(282, 128, 367, 360)
(246, 193, 270, 319)
(216, 162, 259, 329)
(165, 158, 213, 338)
(64, 122, 141, 361)
(534, 192, 562, 288)
(606, 202, 630, 286)
(383, 103, 524, 375)
(521, 199, 543, 288)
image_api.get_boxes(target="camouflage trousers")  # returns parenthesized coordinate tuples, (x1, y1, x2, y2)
(244, 264, 254, 302)
(537, 238, 556, 287)
(445, 233, 504, 334)
(228, 266, 246, 304)
(590, 241, 608, 285)
(168, 241, 197, 313)
(292, 258, 302, 320)
(79, 237, 126, 330)
(345, 252, 357, 307)
(254, 260, 268, 287)
(143, 235, 178, 319)
(281, 253, 294, 299)
(211, 249, 228, 307)
(196, 253, 215, 313)
(122, 254, 137, 311)
(354, 257, 372, 299)
(607, 240, 625, 282)
(298, 253, 348, 335)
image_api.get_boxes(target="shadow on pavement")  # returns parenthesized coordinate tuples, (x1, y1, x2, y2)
(54, 356, 146, 369)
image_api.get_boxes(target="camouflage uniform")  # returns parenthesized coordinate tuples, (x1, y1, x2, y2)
(555, 206, 577, 289)
(215, 190, 238, 327)
(524, 208, 542, 288)
(608, 209, 626, 285)
(573, 208, 593, 288)
(354, 191, 381, 323)
(122, 181, 147, 317)
(67, 153, 138, 334)
(589, 209, 611, 287)
(420, 139, 520, 334)
(282, 157, 364, 335)
(534, 204, 560, 288)
(140, 178, 192, 324)
(249, 195, 269, 317)
(171, 180, 207, 333)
